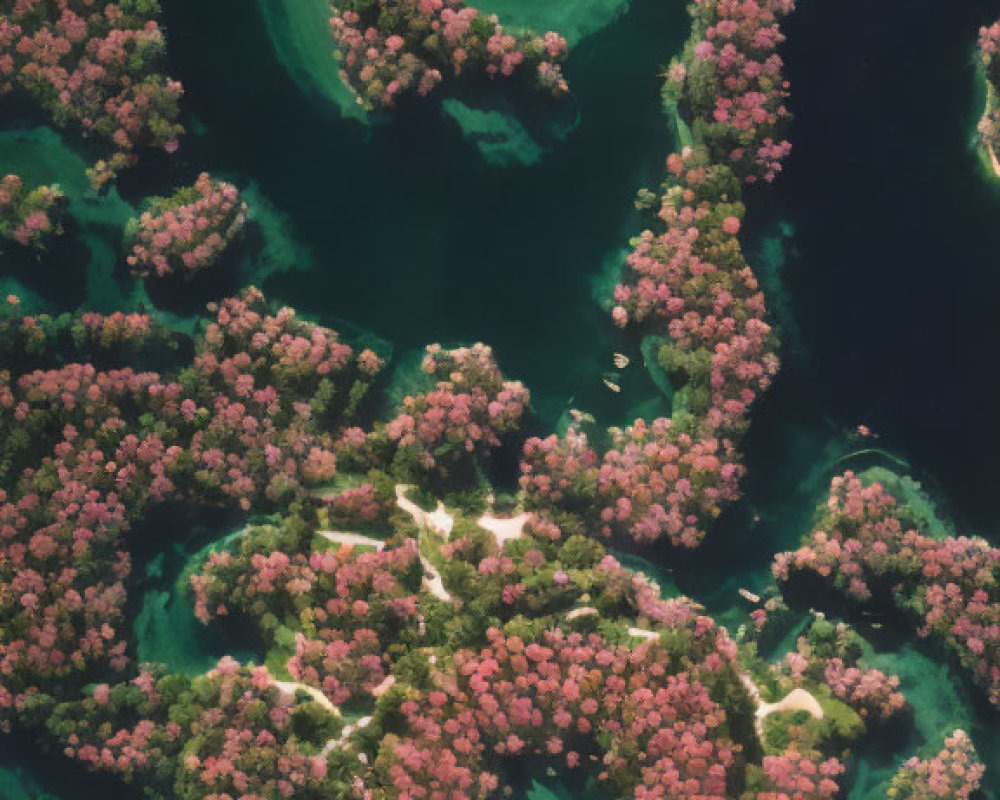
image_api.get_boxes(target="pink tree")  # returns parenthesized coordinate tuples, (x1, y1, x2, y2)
(774, 471, 1000, 707)
(330, 0, 568, 109)
(0, 0, 184, 188)
(0, 174, 66, 249)
(126, 173, 247, 279)
(888, 730, 985, 800)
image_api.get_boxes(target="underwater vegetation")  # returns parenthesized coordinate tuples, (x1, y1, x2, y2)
(0, 0, 998, 797)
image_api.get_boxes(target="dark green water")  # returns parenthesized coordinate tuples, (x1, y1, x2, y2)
(4, 0, 1000, 795)
(155, 0, 688, 428)
(738, 0, 1000, 793)
(749, 0, 1000, 535)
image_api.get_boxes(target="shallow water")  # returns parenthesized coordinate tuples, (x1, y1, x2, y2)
(157, 0, 686, 429)
(131, 519, 266, 675)
(4, 0, 1000, 795)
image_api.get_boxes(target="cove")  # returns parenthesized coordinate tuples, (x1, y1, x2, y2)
(158, 0, 687, 428)
(723, 0, 1000, 791)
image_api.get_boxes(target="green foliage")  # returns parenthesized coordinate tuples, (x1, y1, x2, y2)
(815, 692, 866, 745)
(761, 690, 862, 755)
(557, 535, 606, 569)
(804, 617, 864, 667)
(502, 615, 550, 643)
(264, 626, 298, 679)
(291, 701, 343, 742)
(390, 650, 434, 692)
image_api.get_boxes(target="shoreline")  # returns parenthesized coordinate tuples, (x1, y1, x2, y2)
(972, 58, 1000, 181)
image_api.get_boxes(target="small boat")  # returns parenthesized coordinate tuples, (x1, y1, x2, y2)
(603, 378, 621, 393)
(613, 352, 630, 369)
(738, 588, 761, 604)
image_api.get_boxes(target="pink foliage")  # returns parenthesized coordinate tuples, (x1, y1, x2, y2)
(518, 0, 795, 556)
(758, 749, 845, 800)
(520, 414, 745, 548)
(126, 173, 247, 279)
(775, 471, 1000, 706)
(0, 0, 184, 188)
(665, 0, 795, 182)
(822, 658, 906, 723)
(977, 20, 1000, 154)
(66, 660, 335, 797)
(888, 730, 985, 800)
(0, 288, 382, 715)
(0, 174, 65, 249)
(520, 427, 600, 527)
(193, 530, 419, 706)
(374, 626, 739, 799)
(611, 147, 778, 435)
(598, 417, 744, 547)
(330, 0, 568, 109)
(322, 482, 390, 526)
(375, 342, 528, 477)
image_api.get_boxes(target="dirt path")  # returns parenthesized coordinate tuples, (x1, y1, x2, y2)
(477, 510, 531, 549)
(394, 485, 455, 602)
(316, 530, 386, 550)
(271, 679, 341, 716)
(739, 672, 823, 740)
(629, 629, 823, 742)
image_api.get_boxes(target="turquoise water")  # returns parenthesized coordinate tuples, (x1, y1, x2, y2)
(4, 0, 1000, 795)
(130, 513, 266, 675)
(156, 0, 687, 429)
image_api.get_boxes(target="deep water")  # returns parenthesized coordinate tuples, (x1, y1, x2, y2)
(748, 0, 1000, 536)
(738, 0, 1000, 793)
(4, 0, 1000, 795)
(157, 0, 688, 429)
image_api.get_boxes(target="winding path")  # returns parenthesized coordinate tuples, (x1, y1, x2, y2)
(738, 671, 824, 741)
(296, 535, 821, 755)
(319, 715, 375, 757)
(627, 627, 661, 640)
(317, 491, 454, 601)
(394, 484, 455, 602)
(271, 679, 341, 716)
(271, 678, 380, 759)
(393, 486, 537, 601)
(628, 628, 823, 742)
(395, 484, 454, 536)
(314, 489, 824, 752)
